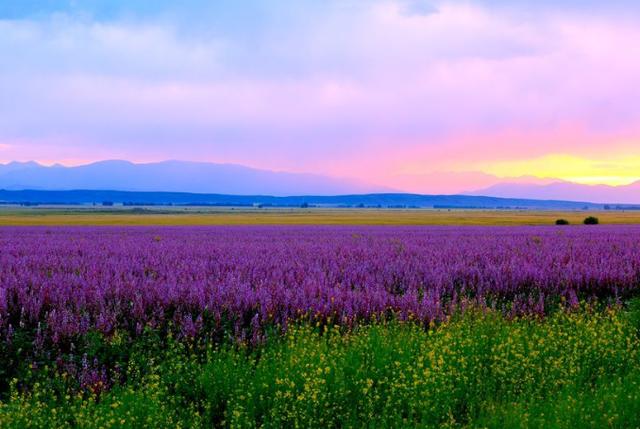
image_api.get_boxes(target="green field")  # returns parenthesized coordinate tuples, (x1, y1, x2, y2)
(0, 207, 639, 225)
(3, 306, 640, 428)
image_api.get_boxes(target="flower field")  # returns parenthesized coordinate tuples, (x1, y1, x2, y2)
(3, 225, 640, 342)
(2, 225, 640, 427)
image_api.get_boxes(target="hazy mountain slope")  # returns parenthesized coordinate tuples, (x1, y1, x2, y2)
(388, 171, 558, 195)
(0, 160, 388, 196)
(469, 181, 640, 204)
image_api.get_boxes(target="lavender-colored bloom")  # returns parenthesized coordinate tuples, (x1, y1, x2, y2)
(1, 225, 639, 344)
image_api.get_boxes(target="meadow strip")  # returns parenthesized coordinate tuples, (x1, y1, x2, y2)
(1, 308, 639, 428)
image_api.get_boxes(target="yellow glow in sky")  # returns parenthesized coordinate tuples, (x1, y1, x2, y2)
(480, 154, 640, 186)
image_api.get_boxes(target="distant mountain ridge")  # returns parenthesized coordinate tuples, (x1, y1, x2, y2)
(1, 160, 638, 205)
(0, 189, 607, 210)
(0, 160, 388, 196)
(469, 181, 640, 205)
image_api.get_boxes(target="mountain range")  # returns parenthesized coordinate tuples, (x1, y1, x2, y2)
(0, 160, 387, 196)
(470, 181, 640, 205)
(0, 160, 638, 205)
(0, 189, 606, 210)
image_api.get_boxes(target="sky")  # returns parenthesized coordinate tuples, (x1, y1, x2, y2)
(1, 0, 640, 193)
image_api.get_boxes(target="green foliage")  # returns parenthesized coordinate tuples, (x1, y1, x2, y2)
(1, 308, 640, 428)
(476, 370, 640, 428)
(584, 216, 600, 225)
(555, 219, 570, 225)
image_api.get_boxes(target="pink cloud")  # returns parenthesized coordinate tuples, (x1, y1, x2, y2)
(1, 1, 640, 191)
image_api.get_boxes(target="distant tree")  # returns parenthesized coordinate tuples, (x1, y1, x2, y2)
(300, 202, 309, 208)
(102, 201, 114, 206)
(604, 205, 611, 210)
(555, 219, 570, 225)
(583, 216, 599, 225)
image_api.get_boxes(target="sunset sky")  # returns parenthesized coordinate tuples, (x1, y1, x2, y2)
(1, 1, 640, 193)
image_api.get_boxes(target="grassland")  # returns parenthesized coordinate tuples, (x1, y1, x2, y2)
(2, 306, 640, 428)
(1, 206, 640, 226)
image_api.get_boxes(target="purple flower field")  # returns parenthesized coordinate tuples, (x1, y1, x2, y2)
(2, 225, 640, 343)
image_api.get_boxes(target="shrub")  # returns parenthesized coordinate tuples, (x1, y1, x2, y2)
(584, 216, 599, 225)
(555, 219, 570, 225)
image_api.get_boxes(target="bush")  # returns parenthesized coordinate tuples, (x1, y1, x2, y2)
(555, 219, 570, 225)
(584, 216, 599, 225)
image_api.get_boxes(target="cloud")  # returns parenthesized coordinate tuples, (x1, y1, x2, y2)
(0, 1, 639, 187)
(400, 0, 439, 16)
